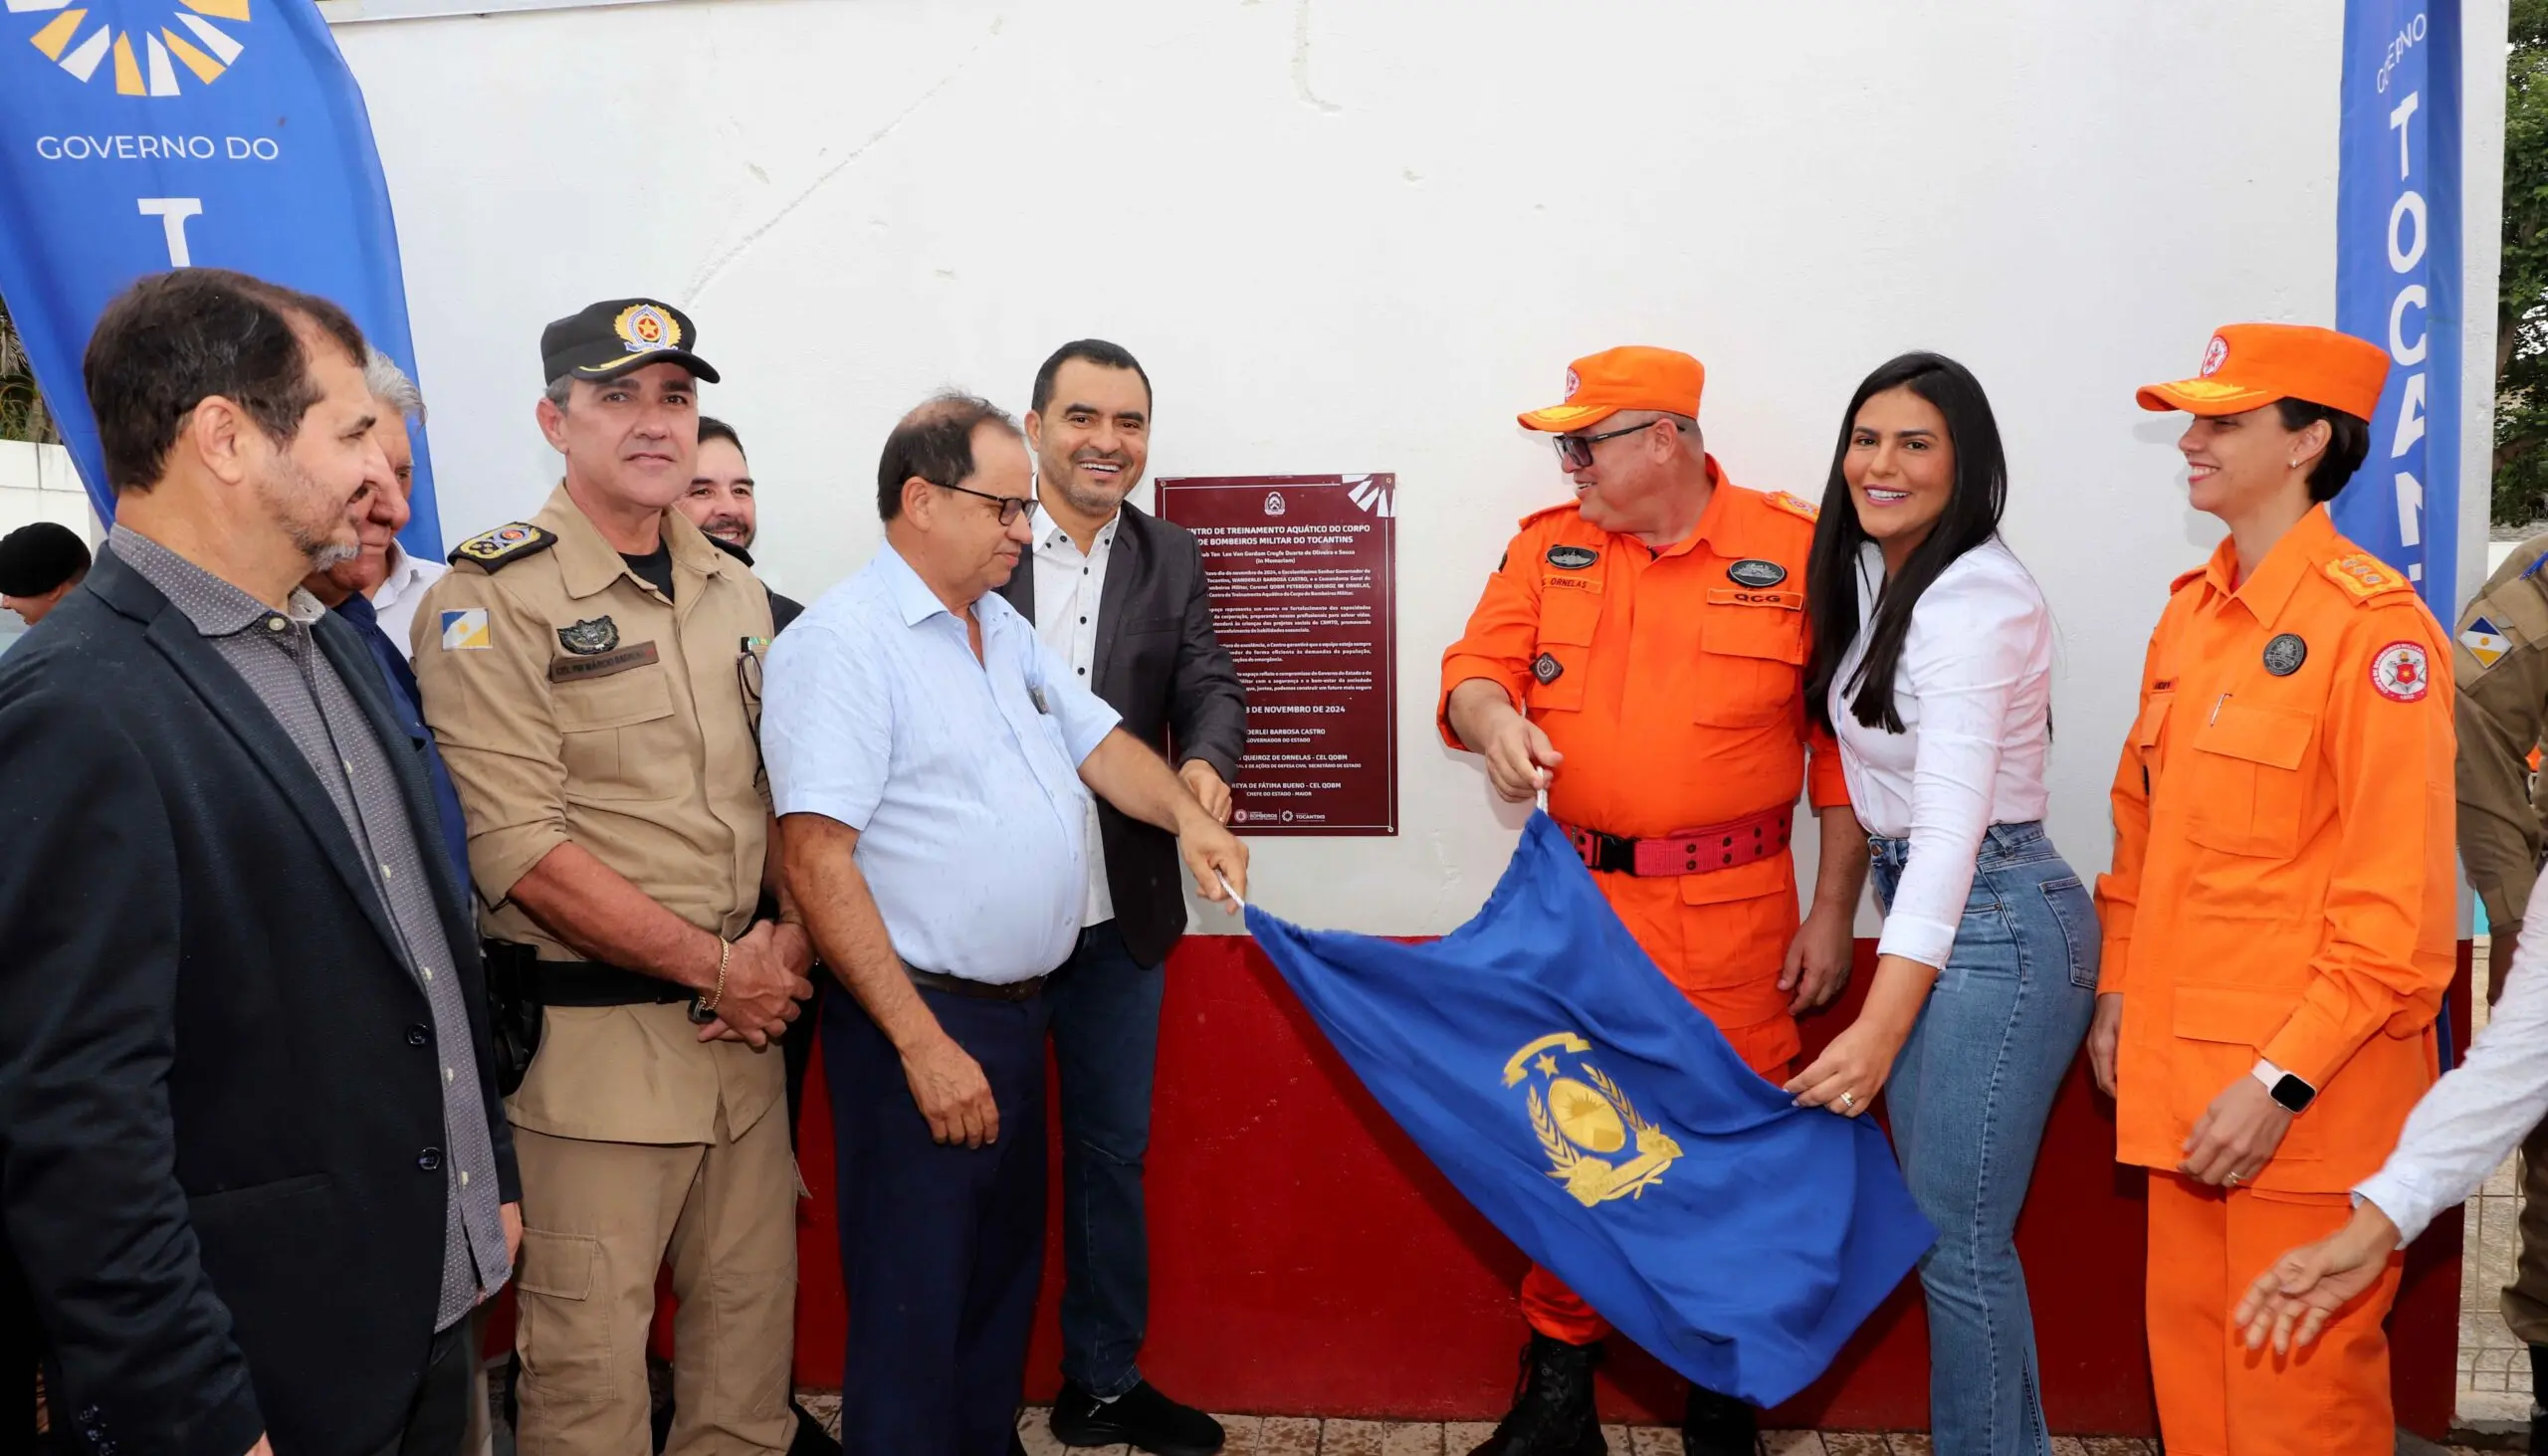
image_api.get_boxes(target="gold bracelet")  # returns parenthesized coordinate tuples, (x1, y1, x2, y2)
(701, 937, 733, 1013)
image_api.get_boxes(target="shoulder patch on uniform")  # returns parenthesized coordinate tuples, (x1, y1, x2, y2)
(2461, 615, 2514, 671)
(2169, 565, 2208, 594)
(450, 522, 559, 571)
(1763, 492, 1819, 522)
(2324, 551, 2414, 604)
(2370, 640, 2432, 702)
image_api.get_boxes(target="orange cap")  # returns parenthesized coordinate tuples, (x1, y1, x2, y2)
(1517, 346, 1705, 433)
(2135, 323, 2389, 421)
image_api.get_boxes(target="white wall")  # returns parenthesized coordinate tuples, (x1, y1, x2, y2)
(331, 0, 2505, 936)
(0, 441, 97, 542)
(0, 441, 98, 656)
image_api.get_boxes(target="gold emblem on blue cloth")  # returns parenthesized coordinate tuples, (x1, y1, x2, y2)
(1505, 1033, 1682, 1208)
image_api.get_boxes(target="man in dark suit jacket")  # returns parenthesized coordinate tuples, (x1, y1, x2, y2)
(0, 269, 520, 1456)
(999, 340, 1245, 1456)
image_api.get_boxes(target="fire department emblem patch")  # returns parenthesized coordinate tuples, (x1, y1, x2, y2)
(2370, 641, 2430, 703)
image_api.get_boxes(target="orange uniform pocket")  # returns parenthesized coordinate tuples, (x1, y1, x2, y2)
(2133, 691, 2173, 756)
(2172, 982, 2323, 1162)
(2181, 701, 2317, 859)
(1527, 588, 1602, 715)
(1694, 600, 1806, 728)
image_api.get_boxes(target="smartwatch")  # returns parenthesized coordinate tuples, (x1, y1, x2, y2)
(2252, 1060, 2316, 1114)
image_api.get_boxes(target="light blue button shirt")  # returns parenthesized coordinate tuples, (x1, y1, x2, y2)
(763, 544, 1121, 982)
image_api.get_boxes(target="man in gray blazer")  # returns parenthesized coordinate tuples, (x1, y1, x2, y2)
(998, 340, 1245, 1455)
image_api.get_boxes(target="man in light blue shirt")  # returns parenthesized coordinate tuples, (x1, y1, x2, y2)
(762, 392, 1246, 1456)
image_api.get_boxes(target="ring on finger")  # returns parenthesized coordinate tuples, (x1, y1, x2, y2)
(1837, 1091, 1857, 1110)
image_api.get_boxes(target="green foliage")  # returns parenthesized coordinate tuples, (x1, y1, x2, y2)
(2498, 1, 2548, 521)
(0, 293, 56, 447)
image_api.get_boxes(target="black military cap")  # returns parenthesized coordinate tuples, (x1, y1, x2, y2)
(539, 298, 721, 386)
(0, 521, 90, 596)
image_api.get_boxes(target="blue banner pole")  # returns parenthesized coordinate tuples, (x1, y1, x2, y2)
(0, 0, 443, 555)
(2333, 0, 2462, 613)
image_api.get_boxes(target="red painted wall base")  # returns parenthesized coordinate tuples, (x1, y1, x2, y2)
(497, 937, 2469, 1437)
(779, 936, 2471, 1436)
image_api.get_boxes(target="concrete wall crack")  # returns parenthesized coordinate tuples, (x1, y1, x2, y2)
(1293, 0, 1342, 113)
(682, 14, 1005, 302)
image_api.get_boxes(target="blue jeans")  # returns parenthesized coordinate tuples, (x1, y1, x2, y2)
(1046, 920, 1167, 1399)
(1870, 822, 2097, 1456)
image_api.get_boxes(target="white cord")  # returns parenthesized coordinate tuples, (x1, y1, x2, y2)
(1215, 872, 1248, 912)
(1536, 786, 1549, 813)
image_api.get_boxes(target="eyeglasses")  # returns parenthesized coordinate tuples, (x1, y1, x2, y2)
(1553, 418, 1684, 472)
(737, 638, 767, 784)
(738, 639, 764, 714)
(932, 480, 1034, 525)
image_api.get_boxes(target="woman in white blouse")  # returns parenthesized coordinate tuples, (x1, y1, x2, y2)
(1784, 352, 2094, 1456)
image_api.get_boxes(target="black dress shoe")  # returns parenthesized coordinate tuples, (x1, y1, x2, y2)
(1049, 1379, 1225, 1455)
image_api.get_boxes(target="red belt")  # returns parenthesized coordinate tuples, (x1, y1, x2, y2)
(1559, 806, 1795, 877)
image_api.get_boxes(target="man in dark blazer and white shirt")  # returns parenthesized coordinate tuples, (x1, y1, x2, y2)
(1000, 340, 1246, 1455)
(0, 269, 521, 1456)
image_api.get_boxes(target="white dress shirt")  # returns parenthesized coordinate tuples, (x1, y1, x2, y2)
(1028, 502, 1119, 929)
(1828, 537, 2053, 968)
(761, 544, 1121, 982)
(2355, 857, 2548, 1243)
(369, 542, 448, 662)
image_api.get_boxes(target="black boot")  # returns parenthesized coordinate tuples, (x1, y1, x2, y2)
(1465, 1334, 1606, 1456)
(2530, 1343, 2547, 1456)
(1679, 1383, 1756, 1456)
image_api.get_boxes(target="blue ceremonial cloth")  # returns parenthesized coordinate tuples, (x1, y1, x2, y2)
(1243, 811, 1934, 1408)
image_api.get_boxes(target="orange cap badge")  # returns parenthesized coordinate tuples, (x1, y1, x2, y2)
(1518, 346, 1706, 433)
(2135, 322, 2389, 421)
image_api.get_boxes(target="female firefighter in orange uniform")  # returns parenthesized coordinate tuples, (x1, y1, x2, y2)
(2089, 322, 2454, 1456)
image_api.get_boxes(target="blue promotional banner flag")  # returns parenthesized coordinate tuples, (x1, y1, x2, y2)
(0, 0, 442, 555)
(2332, 0, 2460, 610)
(1243, 812, 1933, 1408)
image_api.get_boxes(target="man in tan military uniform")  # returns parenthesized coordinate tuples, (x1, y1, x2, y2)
(2452, 531, 2548, 1452)
(413, 298, 814, 1456)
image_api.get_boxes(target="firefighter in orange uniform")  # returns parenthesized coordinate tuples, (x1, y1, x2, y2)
(1439, 346, 1865, 1456)
(2087, 323, 2454, 1456)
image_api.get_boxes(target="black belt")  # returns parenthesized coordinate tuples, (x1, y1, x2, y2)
(527, 960, 694, 1007)
(905, 961, 1046, 1002)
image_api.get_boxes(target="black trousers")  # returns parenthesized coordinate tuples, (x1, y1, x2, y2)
(364, 1317, 473, 1456)
(782, 972, 828, 1139)
(824, 983, 1049, 1456)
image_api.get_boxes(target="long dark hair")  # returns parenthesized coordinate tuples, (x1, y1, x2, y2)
(1805, 352, 2009, 734)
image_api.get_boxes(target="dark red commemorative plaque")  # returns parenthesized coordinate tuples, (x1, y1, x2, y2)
(1155, 474, 1397, 836)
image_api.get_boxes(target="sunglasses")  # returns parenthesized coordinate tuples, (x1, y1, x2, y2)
(933, 480, 1034, 525)
(1554, 418, 1684, 472)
